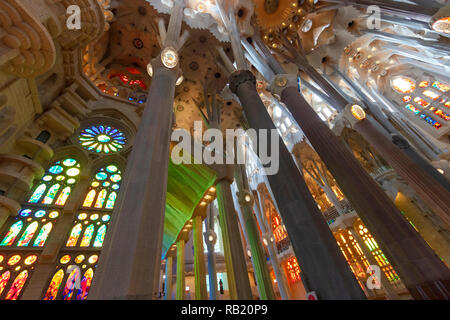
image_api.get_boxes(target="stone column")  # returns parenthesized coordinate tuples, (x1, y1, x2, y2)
(229, 70, 366, 300)
(347, 228, 399, 300)
(350, 115, 450, 229)
(176, 239, 186, 300)
(193, 215, 208, 300)
(164, 256, 173, 300)
(215, 176, 253, 300)
(235, 165, 276, 300)
(279, 86, 450, 299)
(204, 215, 218, 300)
(88, 55, 180, 299)
(253, 190, 290, 300)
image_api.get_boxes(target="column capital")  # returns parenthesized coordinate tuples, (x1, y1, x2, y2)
(212, 164, 235, 184)
(270, 74, 299, 97)
(229, 70, 256, 94)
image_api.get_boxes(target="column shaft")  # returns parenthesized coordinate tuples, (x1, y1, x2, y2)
(253, 192, 290, 300)
(164, 256, 173, 300)
(215, 179, 253, 299)
(205, 226, 217, 299)
(88, 61, 178, 299)
(176, 239, 186, 300)
(353, 119, 450, 228)
(229, 70, 366, 300)
(235, 165, 276, 300)
(280, 86, 450, 299)
(193, 216, 208, 300)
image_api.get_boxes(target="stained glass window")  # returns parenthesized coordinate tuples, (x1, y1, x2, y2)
(80, 225, 95, 247)
(82, 166, 122, 210)
(272, 213, 288, 243)
(65, 213, 111, 248)
(62, 266, 80, 300)
(0, 209, 60, 247)
(76, 268, 94, 300)
(432, 81, 450, 93)
(44, 269, 64, 300)
(79, 125, 127, 154)
(355, 221, 403, 288)
(27, 158, 81, 206)
(43, 254, 98, 300)
(334, 230, 372, 290)
(0, 221, 23, 246)
(0, 253, 38, 300)
(33, 223, 53, 247)
(391, 76, 416, 94)
(66, 224, 83, 247)
(284, 257, 301, 284)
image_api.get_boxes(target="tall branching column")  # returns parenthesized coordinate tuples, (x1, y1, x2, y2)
(194, 84, 253, 300)
(88, 1, 186, 299)
(279, 86, 450, 299)
(215, 176, 253, 300)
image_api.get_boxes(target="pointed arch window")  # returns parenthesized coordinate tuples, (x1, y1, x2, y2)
(82, 165, 122, 210)
(43, 253, 98, 300)
(0, 253, 38, 300)
(44, 164, 123, 300)
(28, 158, 81, 206)
(0, 209, 60, 247)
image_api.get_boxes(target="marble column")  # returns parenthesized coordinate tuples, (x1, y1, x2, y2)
(193, 215, 208, 300)
(215, 177, 253, 299)
(176, 239, 186, 300)
(164, 256, 173, 300)
(229, 70, 366, 300)
(279, 86, 450, 299)
(234, 165, 276, 300)
(351, 116, 450, 229)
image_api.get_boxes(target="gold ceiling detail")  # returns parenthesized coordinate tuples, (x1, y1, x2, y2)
(254, 0, 298, 31)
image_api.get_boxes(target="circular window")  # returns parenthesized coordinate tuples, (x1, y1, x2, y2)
(79, 125, 127, 154)
(391, 76, 416, 94)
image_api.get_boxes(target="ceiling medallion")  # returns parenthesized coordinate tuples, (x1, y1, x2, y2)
(189, 61, 199, 71)
(133, 38, 144, 49)
(264, 0, 279, 14)
(255, 0, 298, 31)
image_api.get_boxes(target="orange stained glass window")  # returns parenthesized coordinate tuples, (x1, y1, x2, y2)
(272, 213, 287, 243)
(44, 269, 64, 300)
(5, 270, 28, 300)
(285, 257, 301, 284)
